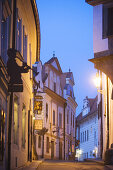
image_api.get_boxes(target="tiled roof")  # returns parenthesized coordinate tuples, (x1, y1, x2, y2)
(76, 96, 98, 124)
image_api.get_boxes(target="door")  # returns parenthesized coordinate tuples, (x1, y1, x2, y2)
(51, 141, 54, 159)
(59, 141, 62, 160)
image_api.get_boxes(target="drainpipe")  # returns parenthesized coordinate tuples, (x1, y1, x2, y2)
(64, 103, 67, 160)
(100, 71, 103, 159)
(106, 76, 109, 149)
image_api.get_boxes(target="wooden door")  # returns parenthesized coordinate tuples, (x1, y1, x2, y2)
(59, 141, 62, 160)
(51, 141, 54, 159)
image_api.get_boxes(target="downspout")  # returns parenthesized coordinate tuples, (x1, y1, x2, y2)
(106, 76, 109, 149)
(64, 102, 67, 160)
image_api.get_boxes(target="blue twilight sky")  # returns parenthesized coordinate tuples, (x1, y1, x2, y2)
(36, 0, 97, 115)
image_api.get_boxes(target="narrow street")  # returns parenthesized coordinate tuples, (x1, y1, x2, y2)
(37, 160, 109, 170)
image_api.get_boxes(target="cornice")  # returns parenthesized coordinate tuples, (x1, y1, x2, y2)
(44, 86, 66, 104)
(30, 0, 40, 61)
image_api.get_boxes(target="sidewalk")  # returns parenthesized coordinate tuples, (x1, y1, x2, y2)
(85, 158, 113, 170)
(13, 160, 43, 170)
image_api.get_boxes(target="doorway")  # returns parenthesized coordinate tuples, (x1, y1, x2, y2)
(51, 141, 54, 159)
(59, 141, 62, 160)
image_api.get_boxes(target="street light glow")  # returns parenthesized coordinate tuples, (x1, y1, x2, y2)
(93, 73, 101, 89)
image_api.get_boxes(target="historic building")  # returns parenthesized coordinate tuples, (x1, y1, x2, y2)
(86, 0, 113, 160)
(76, 96, 98, 161)
(33, 57, 77, 160)
(0, 0, 40, 169)
(61, 71, 77, 160)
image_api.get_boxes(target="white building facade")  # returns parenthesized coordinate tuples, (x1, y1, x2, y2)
(33, 57, 77, 160)
(86, 0, 113, 160)
(76, 96, 98, 161)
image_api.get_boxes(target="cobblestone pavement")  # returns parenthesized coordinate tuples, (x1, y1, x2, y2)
(37, 160, 113, 170)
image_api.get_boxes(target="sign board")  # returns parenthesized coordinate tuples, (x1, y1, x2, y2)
(34, 101, 42, 111)
(34, 119, 43, 130)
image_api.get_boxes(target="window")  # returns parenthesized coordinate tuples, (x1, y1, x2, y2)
(83, 132, 84, 142)
(23, 26, 27, 62)
(73, 115, 74, 128)
(46, 103, 48, 121)
(103, 5, 113, 38)
(87, 130, 89, 141)
(59, 113, 62, 128)
(85, 131, 86, 142)
(54, 82, 56, 93)
(71, 112, 72, 126)
(1, 18, 9, 65)
(16, 17, 22, 53)
(46, 137, 49, 153)
(22, 104, 26, 148)
(67, 110, 69, 124)
(53, 110, 55, 125)
(14, 96, 18, 145)
(81, 133, 82, 143)
(70, 90, 72, 97)
(38, 136, 41, 148)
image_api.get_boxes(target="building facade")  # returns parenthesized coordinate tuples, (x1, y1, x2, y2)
(33, 57, 77, 160)
(61, 71, 77, 160)
(76, 96, 98, 161)
(86, 0, 113, 160)
(0, 0, 40, 169)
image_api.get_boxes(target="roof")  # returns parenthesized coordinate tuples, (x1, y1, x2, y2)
(76, 96, 98, 124)
(44, 57, 62, 73)
(60, 71, 75, 90)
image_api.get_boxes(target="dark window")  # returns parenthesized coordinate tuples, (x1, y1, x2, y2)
(59, 113, 62, 128)
(87, 130, 89, 141)
(53, 110, 55, 125)
(83, 132, 84, 142)
(103, 5, 113, 38)
(38, 136, 41, 148)
(71, 112, 72, 126)
(85, 131, 86, 142)
(81, 133, 82, 143)
(1, 18, 8, 65)
(67, 110, 69, 124)
(23, 26, 27, 62)
(54, 82, 56, 93)
(46, 103, 48, 121)
(46, 137, 49, 153)
(16, 17, 22, 53)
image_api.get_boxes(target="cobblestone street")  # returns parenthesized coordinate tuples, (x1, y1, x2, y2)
(37, 160, 112, 170)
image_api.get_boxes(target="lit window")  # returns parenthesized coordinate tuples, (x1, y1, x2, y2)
(14, 96, 18, 145)
(22, 104, 26, 148)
